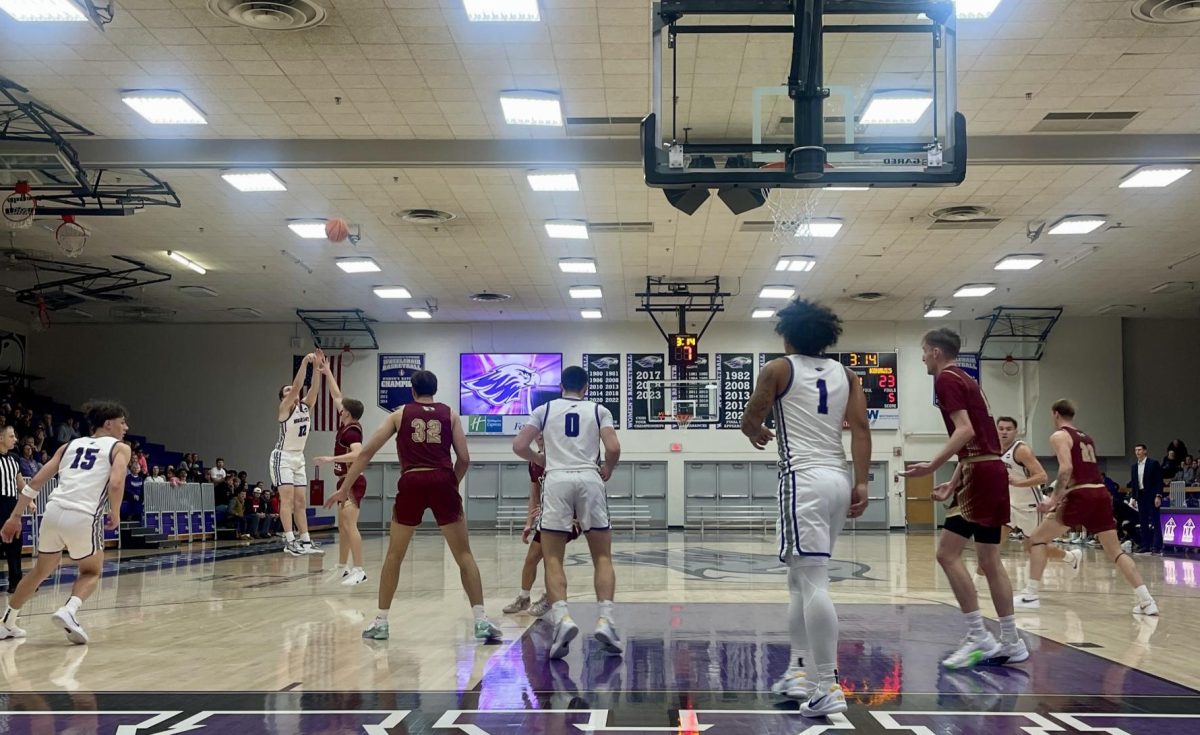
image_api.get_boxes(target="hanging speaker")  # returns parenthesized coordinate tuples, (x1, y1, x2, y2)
(663, 187, 711, 215)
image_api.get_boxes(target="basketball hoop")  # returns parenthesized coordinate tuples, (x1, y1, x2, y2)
(340, 343, 355, 368)
(675, 412, 693, 429)
(765, 166, 825, 262)
(1002, 355, 1020, 376)
(55, 215, 88, 258)
(3, 182, 36, 230)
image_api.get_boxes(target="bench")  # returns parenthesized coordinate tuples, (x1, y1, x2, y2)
(497, 504, 655, 533)
(686, 505, 776, 534)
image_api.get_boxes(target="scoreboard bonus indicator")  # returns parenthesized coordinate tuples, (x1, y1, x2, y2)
(837, 352, 899, 429)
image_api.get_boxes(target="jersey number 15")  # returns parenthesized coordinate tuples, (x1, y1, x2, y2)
(70, 447, 100, 471)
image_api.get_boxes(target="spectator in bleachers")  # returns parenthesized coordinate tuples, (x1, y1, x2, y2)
(135, 450, 148, 475)
(13, 409, 30, 437)
(55, 417, 78, 446)
(30, 427, 46, 454)
(1163, 449, 1181, 480)
(237, 471, 249, 490)
(1167, 439, 1189, 463)
(177, 454, 193, 479)
(123, 464, 145, 521)
(228, 489, 248, 539)
(17, 444, 39, 477)
(149, 466, 166, 483)
(1182, 456, 1197, 486)
(210, 458, 227, 483)
(267, 486, 281, 535)
(37, 449, 49, 467)
(167, 469, 183, 487)
(247, 487, 269, 538)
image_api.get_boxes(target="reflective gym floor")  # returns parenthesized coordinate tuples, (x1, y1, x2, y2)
(1, 531, 1197, 734)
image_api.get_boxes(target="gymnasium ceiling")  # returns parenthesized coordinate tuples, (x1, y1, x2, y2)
(1, 0, 1200, 325)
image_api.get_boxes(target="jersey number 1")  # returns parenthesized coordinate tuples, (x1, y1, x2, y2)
(70, 447, 99, 471)
(816, 379, 828, 415)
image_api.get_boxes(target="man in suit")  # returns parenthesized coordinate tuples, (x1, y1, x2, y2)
(1129, 443, 1165, 553)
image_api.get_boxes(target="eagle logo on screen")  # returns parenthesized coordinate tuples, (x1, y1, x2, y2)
(463, 364, 539, 408)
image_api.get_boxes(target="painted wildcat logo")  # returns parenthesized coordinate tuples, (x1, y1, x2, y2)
(635, 355, 663, 369)
(723, 356, 752, 369)
(566, 547, 876, 582)
(463, 364, 539, 408)
(590, 357, 620, 370)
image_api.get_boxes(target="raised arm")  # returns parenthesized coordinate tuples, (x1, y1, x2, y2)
(844, 368, 871, 517)
(322, 352, 343, 409)
(304, 350, 325, 409)
(1012, 443, 1049, 488)
(450, 409, 470, 484)
(0, 444, 68, 542)
(105, 442, 132, 531)
(280, 353, 314, 421)
(741, 358, 788, 449)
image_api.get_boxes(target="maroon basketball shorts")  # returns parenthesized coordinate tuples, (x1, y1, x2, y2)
(393, 468, 462, 527)
(337, 475, 367, 507)
(1059, 486, 1117, 534)
(951, 457, 1010, 528)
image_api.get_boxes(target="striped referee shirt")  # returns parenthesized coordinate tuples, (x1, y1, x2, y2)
(0, 451, 21, 499)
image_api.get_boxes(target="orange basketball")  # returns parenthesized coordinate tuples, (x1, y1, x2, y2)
(325, 217, 350, 243)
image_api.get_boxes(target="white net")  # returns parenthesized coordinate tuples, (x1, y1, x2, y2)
(767, 187, 824, 255)
(56, 221, 88, 258)
(2, 193, 36, 230)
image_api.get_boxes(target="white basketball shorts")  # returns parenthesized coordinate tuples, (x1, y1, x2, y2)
(541, 469, 609, 534)
(1009, 485, 1043, 533)
(38, 504, 103, 560)
(777, 466, 851, 562)
(269, 449, 307, 488)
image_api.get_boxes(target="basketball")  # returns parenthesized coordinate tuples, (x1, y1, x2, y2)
(324, 218, 350, 243)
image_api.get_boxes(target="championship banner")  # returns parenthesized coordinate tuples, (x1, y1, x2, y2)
(626, 353, 666, 430)
(717, 353, 754, 430)
(956, 352, 981, 385)
(377, 353, 425, 411)
(583, 353, 622, 428)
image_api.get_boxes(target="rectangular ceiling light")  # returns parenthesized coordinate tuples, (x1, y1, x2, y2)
(859, 94, 933, 125)
(924, 307, 952, 318)
(775, 255, 817, 272)
(955, 0, 1003, 19)
(1048, 216, 1106, 235)
(569, 285, 603, 299)
(407, 309, 433, 320)
(527, 170, 579, 192)
(752, 308, 777, 319)
(545, 220, 589, 239)
(759, 286, 796, 299)
(221, 170, 286, 192)
(580, 309, 603, 320)
(953, 284, 996, 298)
(121, 90, 207, 125)
(500, 92, 563, 127)
(1119, 166, 1192, 189)
(0, 0, 87, 21)
(558, 257, 597, 274)
(994, 254, 1044, 271)
(795, 219, 843, 238)
(336, 257, 381, 274)
(463, 0, 539, 21)
(166, 250, 206, 275)
(373, 286, 412, 299)
(288, 221, 328, 239)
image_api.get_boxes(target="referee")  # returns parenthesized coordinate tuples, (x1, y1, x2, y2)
(0, 426, 24, 594)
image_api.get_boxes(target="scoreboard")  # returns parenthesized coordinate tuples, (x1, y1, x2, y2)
(668, 333, 700, 368)
(835, 352, 899, 429)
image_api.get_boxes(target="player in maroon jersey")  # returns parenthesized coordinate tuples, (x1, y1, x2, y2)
(314, 360, 368, 586)
(902, 328, 1027, 669)
(502, 436, 581, 618)
(337, 370, 501, 642)
(1015, 399, 1159, 615)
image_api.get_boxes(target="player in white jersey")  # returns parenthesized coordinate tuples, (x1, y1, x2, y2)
(0, 401, 131, 644)
(996, 417, 1049, 539)
(741, 299, 871, 717)
(513, 365, 622, 660)
(273, 350, 324, 556)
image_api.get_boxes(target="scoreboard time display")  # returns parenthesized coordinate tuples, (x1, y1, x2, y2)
(668, 333, 700, 368)
(834, 351, 899, 429)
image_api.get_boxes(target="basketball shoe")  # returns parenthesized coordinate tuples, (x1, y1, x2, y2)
(1013, 586, 1041, 610)
(995, 637, 1030, 664)
(502, 595, 530, 614)
(299, 540, 324, 555)
(362, 618, 389, 640)
(800, 682, 848, 717)
(0, 620, 26, 640)
(341, 568, 367, 586)
(474, 619, 502, 641)
(594, 617, 623, 656)
(527, 595, 551, 618)
(51, 607, 88, 645)
(549, 615, 579, 660)
(941, 632, 1001, 669)
(1133, 599, 1160, 616)
(771, 667, 815, 699)
(1064, 548, 1082, 573)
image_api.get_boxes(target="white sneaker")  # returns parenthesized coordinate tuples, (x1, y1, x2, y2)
(299, 540, 325, 556)
(326, 566, 350, 583)
(549, 615, 579, 660)
(800, 682, 848, 717)
(594, 616, 624, 656)
(941, 633, 1001, 670)
(1133, 599, 1160, 616)
(51, 608, 88, 645)
(527, 595, 551, 618)
(996, 637, 1029, 664)
(341, 568, 367, 586)
(1064, 549, 1083, 573)
(771, 666, 809, 696)
(502, 595, 531, 615)
(283, 540, 304, 556)
(1121, 540, 1133, 554)
(1014, 588, 1041, 610)
(0, 621, 26, 640)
